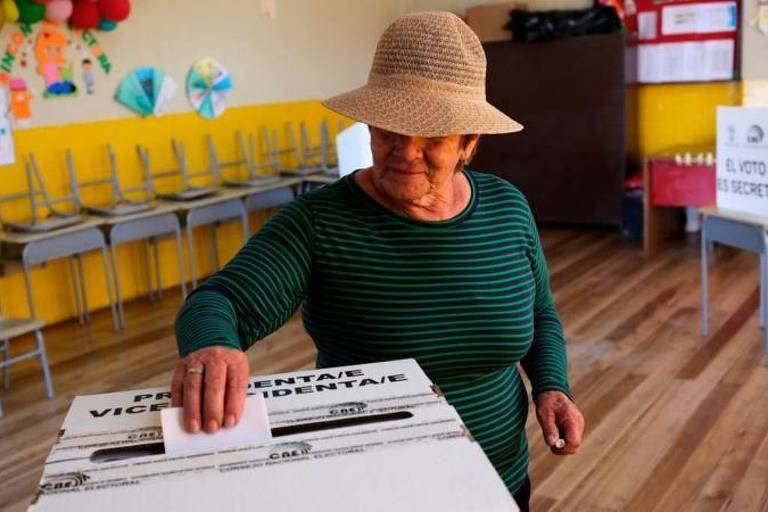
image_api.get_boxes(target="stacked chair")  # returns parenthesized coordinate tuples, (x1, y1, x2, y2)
(207, 130, 280, 187)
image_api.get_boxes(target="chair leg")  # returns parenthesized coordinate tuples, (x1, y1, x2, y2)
(34, 329, 54, 399)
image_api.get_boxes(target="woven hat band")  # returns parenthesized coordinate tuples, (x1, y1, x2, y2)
(367, 73, 486, 99)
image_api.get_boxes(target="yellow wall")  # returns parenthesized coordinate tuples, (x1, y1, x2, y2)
(0, 101, 346, 322)
(626, 81, 743, 160)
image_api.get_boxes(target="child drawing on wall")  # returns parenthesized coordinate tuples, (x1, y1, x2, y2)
(82, 59, 95, 94)
(9, 77, 32, 126)
(35, 24, 77, 97)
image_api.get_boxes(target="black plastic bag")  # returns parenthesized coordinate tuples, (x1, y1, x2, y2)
(504, 6, 622, 42)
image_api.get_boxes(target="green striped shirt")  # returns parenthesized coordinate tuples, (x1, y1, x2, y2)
(175, 169, 572, 494)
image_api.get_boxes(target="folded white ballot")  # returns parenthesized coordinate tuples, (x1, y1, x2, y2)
(28, 359, 518, 512)
(160, 394, 272, 455)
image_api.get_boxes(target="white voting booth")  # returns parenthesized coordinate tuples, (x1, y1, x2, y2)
(701, 107, 768, 363)
(716, 107, 768, 215)
(29, 359, 517, 512)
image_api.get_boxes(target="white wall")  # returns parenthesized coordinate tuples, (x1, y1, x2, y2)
(404, 0, 591, 13)
(742, 0, 768, 80)
(2, 0, 402, 128)
(1, 0, 648, 131)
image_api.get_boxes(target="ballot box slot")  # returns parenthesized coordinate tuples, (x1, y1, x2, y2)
(89, 410, 414, 463)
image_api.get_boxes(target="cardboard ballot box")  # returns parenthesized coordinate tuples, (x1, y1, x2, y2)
(29, 359, 518, 512)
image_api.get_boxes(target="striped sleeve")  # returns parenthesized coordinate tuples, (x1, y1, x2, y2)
(519, 207, 574, 400)
(174, 197, 315, 357)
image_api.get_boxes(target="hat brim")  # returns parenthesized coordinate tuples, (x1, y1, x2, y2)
(323, 83, 523, 138)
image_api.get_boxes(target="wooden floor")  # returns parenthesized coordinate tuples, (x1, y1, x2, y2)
(2, 227, 768, 511)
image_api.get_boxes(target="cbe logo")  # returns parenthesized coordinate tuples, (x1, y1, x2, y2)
(328, 401, 367, 416)
(269, 441, 312, 460)
(746, 125, 765, 145)
(39, 472, 90, 494)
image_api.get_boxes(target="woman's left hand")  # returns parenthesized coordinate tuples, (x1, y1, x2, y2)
(534, 390, 584, 455)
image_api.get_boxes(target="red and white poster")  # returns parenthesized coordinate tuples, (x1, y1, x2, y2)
(619, 0, 739, 83)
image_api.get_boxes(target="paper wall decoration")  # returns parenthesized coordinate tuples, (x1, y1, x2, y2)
(80, 29, 110, 73)
(0, 22, 32, 81)
(186, 58, 232, 120)
(35, 22, 77, 97)
(115, 67, 176, 117)
(81, 57, 94, 93)
(0, 86, 16, 165)
(9, 76, 31, 125)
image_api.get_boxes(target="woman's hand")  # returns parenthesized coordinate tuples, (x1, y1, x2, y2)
(170, 346, 250, 434)
(534, 390, 584, 455)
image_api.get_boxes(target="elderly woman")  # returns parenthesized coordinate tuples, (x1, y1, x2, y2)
(172, 11, 584, 511)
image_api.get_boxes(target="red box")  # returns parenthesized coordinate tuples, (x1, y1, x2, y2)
(649, 158, 716, 207)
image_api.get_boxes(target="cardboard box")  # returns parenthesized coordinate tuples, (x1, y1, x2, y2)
(465, 3, 519, 43)
(29, 359, 518, 512)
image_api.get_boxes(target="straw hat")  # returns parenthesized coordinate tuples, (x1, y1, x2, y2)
(323, 11, 523, 138)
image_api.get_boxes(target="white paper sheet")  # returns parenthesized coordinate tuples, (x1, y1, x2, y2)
(161, 395, 272, 455)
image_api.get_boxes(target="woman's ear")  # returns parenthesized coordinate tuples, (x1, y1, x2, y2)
(460, 135, 481, 164)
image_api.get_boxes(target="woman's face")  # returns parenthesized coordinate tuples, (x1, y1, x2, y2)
(369, 126, 478, 203)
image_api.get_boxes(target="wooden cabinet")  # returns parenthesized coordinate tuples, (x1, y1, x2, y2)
(472, 33, 626, 225)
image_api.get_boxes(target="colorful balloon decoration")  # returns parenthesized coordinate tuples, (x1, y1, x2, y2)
(97, 17, 115, 30)
(98, 0, 128, 22)
(16, 0, 45, 23)
(2, 0, 20, 22)
(45, 0, 71, 22)
(6, 0, 130, 29)
(69, 0, 99, 28)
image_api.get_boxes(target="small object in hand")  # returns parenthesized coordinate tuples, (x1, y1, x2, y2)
(555, 438, 566, 449)
(187, 367, 204, 375)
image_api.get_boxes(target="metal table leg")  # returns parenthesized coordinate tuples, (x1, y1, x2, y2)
(75, 254, 90, 322)
(144, 239, 156, 302)
(110, 243, 126, 329)
(22, 266, 37, 320)
(187, 222, 198, 289)
(153, 237, 163, 300)
(1, 338, 9, 389)
(701, 219, 709, 339)
(761, 253, 766, 330)
(100, 247, 119, 332)
(68, 257, 84, 325)
(763, 232, 768, 364)
(174, 226, 188, 299)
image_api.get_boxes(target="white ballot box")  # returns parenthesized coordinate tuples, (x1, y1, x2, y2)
(29, 359, 518, 512)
